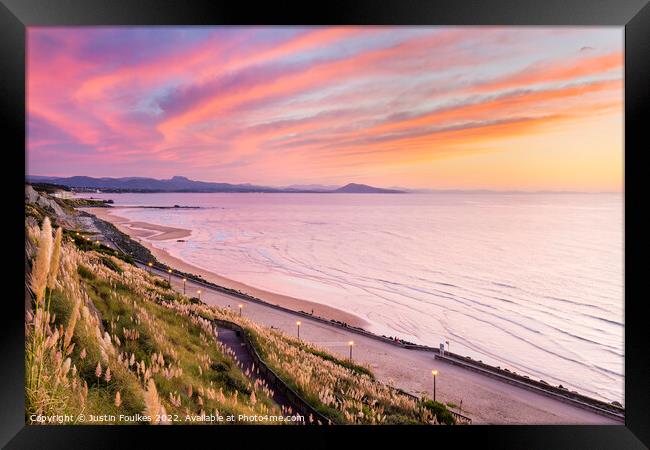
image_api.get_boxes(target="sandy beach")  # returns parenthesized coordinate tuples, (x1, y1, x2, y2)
(82, 207, 370, 329)
(82, 206, 620, 425)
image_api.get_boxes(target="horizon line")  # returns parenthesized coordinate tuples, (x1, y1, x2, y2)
(25, 174, 623, 195)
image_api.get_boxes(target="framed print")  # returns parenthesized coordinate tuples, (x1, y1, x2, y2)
(2, 0, 648, 448)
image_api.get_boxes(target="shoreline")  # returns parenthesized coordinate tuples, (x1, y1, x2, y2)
(81, 207, 370, 329)
(78, 206, 624, 424)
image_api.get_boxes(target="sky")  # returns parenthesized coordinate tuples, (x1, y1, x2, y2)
(27, 26, 624, 191)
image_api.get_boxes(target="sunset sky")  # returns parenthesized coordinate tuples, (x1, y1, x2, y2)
(27, 27, 623, 191)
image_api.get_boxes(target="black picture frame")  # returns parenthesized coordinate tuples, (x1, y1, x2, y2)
(2, 1, 648, 448)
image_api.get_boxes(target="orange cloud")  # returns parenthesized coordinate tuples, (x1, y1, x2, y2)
(471, 51, 623, 92)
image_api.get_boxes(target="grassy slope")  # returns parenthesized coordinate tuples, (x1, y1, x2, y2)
(26, 223, 279, 424)
(25, 196, 453, 425)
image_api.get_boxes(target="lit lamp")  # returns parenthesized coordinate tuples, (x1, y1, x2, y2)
(197, 290, 201, 301)
(348, 341, 354, 361)
(238, 304, 243, 317)
(431, 369, 439, 402)
(167, 268, 172, 283)
(296, 321, 301, 339)
(182, 278, 187, 295)
(147, 262, 153, 272)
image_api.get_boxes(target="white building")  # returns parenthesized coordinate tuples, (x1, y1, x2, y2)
(52, 190, 74, 199)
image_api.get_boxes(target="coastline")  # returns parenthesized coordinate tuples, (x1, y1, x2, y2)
(81, 207, 370, 329)
(77, 205, 624, 424)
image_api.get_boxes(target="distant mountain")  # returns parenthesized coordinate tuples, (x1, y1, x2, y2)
(285, 184, 339, 192)
(26, 176, 405, 194)
(26, 175, 282, 193)
(332, 183, 405, 194)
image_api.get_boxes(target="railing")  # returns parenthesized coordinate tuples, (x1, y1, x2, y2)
(448, 409, 472, 425)
(211, 318, 332, 425)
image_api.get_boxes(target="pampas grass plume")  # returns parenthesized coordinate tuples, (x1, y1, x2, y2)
(144, 378, 162, 423)
(30, 217, 52, 305)
(47, 227, 63, 289)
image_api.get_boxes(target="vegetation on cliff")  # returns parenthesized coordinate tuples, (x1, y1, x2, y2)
(25, 202, 453, 425)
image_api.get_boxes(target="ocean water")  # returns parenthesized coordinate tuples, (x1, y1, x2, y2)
(83, 192, 624, 404)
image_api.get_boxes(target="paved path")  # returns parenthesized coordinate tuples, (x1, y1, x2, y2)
(143, 264, 620, 425)
(215, 325, 293, 412)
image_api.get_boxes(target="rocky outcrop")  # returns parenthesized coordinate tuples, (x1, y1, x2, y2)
(26, 185, 66, 218)
(25, 185, 39, 203)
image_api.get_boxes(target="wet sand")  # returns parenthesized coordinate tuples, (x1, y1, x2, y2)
(83, 207, 370, 329)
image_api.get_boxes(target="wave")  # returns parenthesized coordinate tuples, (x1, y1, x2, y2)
(582, 313, 623, 327)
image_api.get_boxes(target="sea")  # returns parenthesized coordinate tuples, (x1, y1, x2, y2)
(80, 192, 624, 404)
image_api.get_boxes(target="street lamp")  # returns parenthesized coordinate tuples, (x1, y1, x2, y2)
(182, 278, 187, 295)
(348, 341, 354, 361)
(296, 321, 301, 339)
(147, 262, 153, 272)
(238, 304, 243, 317)
(431, 369, 438, 402)
(167, 268, 172, 283)
(197, 290, 201, 301)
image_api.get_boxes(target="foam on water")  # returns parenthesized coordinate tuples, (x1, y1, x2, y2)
(85, 192, 624, 404)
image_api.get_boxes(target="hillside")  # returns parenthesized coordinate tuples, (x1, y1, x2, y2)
(24, 188, 452, 425)
(25, 219, 280, 424)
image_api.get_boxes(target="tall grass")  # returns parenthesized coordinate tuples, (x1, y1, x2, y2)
(25, 219, 281, 424)
(25, 218, 80, 418)
(29, 217, 52, 307)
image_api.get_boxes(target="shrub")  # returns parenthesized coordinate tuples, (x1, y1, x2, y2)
(212, 371, 251, 395)
(153, 279, 171, 289)
(382, 414, 423, 425)
(211, 361, 230, 372)
(77, 264, 95, 280)
(100, 256, 123, 274)
(421, 400, 456, 425)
